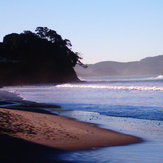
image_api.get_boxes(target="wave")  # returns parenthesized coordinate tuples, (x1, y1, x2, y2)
(149, 75, 163, 80)
(56, 84, 163, 91)
(58, 109, 163, 127)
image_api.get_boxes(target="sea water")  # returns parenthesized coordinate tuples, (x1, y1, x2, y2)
(2, 75, 163, 163)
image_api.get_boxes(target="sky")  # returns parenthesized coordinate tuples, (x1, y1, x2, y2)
(0, 0, 163, 64)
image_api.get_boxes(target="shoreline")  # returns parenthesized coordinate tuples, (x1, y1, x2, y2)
(0, 89, 142, 162)
(0, 108, 142, 151)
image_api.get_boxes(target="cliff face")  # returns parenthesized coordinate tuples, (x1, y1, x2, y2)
(0, 27, 80, 86)
(0, 62, 79, 86)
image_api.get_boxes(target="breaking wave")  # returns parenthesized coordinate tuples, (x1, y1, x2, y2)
(56, 84, 163, 91)
(151, 75, 163, 80)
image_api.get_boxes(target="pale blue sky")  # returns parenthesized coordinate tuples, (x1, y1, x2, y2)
(0, 0, 163, 63)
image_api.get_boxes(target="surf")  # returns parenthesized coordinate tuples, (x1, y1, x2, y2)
(56, 84, 163, 91)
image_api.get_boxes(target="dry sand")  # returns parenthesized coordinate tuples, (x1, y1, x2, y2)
(0, 108, 141, 151)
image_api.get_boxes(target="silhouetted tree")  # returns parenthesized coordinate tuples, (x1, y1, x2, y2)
(0, 27, 85, 85)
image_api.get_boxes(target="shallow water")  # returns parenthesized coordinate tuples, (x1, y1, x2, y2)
(2, 75, 163, 163)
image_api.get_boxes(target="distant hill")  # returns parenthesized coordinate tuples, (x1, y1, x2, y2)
(75, 55, 163, 77)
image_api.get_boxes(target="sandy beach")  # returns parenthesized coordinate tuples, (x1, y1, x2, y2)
(0, 90, 143, 162)
(0, 108, 141, 151)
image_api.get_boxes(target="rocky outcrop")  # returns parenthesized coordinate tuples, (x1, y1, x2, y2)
(0, 27, 80, 86)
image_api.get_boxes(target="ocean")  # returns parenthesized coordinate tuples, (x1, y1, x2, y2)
(2, 75, 163, 163)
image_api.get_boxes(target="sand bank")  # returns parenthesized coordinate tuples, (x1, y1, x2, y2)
(0, 108, 141, 151)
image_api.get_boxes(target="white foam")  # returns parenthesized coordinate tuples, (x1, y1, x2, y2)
(56, 84, 163, 91)
(59, 110, 163, 140)
(155, 75, 163, 79)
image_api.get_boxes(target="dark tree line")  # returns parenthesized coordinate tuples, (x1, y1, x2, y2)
(0, 27, 85, 85)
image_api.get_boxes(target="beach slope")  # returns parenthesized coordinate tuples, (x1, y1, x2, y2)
(0, 108, 141, 151)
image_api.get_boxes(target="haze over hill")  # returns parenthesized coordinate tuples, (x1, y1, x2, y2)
(75, 55, 163, 77)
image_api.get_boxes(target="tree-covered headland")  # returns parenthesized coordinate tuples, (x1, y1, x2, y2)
(0, 27, 85, 85)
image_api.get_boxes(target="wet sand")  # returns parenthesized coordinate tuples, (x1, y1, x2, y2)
(0, 108, 141, 151)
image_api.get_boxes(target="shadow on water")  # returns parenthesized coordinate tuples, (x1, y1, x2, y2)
(0, 99, 61, 115)
(0, 134, 72, 163)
